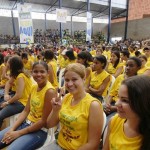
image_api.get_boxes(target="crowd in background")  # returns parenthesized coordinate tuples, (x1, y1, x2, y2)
(0, 38, 150, 149)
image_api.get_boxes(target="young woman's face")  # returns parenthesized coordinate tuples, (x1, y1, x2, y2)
(110, 53, 118, 63)
(116, 84, 138, 119)
(96, 49, 102, 56)
(92, 58, 103, 71)
(64, 70, 85, 95)
(139, 57, 146, 67)
(76, 57, 85, 65)
(32, 64, 48, 85)
(125, 59, 140, 77)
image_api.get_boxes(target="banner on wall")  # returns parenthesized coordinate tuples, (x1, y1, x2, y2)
(17, 4, 34, 44)
(56, 9, 67, 23)
(86, 12, 92, 42)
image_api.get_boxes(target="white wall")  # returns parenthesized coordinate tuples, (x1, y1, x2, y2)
(0, 16, 107, 36)
(110, 18, 150, 40)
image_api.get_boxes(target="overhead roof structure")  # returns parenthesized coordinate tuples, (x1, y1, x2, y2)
(0, 0, 127, 20)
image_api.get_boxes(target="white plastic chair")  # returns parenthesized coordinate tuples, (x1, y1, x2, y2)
(58, 68, 65, 88)
(102, 112, 107, 135)
(37, 127, 55, 150)
(103, 75, 116, 103)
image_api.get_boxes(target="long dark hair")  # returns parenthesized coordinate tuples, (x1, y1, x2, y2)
(9, 56, 24, 78)
(112, 51, 120, 68)
(77, 51, 89, 68)
(122, 76, 150, 150)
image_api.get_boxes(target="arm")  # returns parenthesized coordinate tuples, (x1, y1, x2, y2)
(144, 69, 150, 76)
(104, 95, 117, 115)
(1, 64, 10, 80)
(89, 76, 110, 96)
(18, 89, 56, 134)
(10, 95, 31, 131)
(2, 89, 56, 144)
(113, 66, 123, 78)
(47, 94, 63, 128)
(48, 64, 54, 84)
(4, 77, 14, 95)
(78, 101, 104, 150)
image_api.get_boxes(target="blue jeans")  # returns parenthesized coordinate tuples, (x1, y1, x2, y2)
(0, 101, 24, 127)
(0, 122, 47, 150)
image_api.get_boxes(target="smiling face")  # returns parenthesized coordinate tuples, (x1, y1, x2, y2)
(116, 84, 139, 119)
(64, 70, 85, 95)
(32, 63, 48, 87)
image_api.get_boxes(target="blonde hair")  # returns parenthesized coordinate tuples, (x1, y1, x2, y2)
(64, 63, 86, 79)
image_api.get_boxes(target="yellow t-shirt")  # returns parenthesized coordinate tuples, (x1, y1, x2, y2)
(23, 59, 33, 71)
(90, 70, 110, 96)
(90, 50, 96, 57)
(0, 63, 5, 81)
(109, 74, 125, 101)
(0, 69, 10, 86)
(16, 73, 32, 106)
(109, 114, 142, 150)
(146, 57, 150, 67)
(138, 66, 150, 75)
(57, 54, 66, 69)
(27, 81, 54, 123)
(65, 59, 76, 66)
(129, 51, 135, 57)
(58, 93, 102, 150)
(48, 60, 58, 88)
(29, 55, 35, 62)
(85, 67, 92, 87)
(107, 62, 123, 75)
(103, 51, 111, 60)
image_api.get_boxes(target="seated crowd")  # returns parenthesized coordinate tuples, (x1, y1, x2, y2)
(0, 39, 150, 149)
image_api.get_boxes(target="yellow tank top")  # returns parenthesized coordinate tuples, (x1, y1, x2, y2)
(0, 63, 5, 81)
(85, 67, 92, 87)
(23, 59, 33, 71)
(57, 54, 66, 69)
(146, 58, 150, 67)
(138, 66, 150, 75)
(0, 69, 9, 85)
(58, 93, 102, 150)
(90, 70, 110, 96)
(48, 60, 58, 88)
(107, 62, 123, 75)
(27, 81, 54, 123)
(109, 74, 124, 101)
(103, 51, 111, 60)
(16, 73, 32, 106)
(109, 114, 142, 150)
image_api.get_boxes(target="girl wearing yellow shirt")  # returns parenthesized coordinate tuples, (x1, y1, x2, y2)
(106, 51, 123, 78)
(46, 63, 104, 150)
(0, 56, 32, 128)
(104, 57, 141, 116)
(65, 49, 76, 66)
(138, 55, 150, 76)
(87, 55, 110, 102)
(0, 53, 4, 82)
(44, 50, 58, 89)
(0, 61, 56, 149)
(103, 76, 150, 150)
(76, 51, 92, 87)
